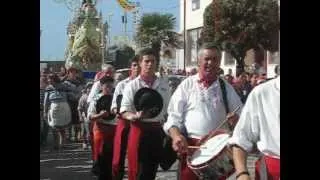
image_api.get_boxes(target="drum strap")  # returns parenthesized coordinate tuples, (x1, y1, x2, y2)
(219, 78, 229, 114)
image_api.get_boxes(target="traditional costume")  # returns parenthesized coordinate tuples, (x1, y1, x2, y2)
(229, 76, 280, 180)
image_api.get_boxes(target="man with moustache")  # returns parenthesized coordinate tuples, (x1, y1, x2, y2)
(163, 43, 243, 180)
(111, 55, 140, 180)
(120, 48, 171, 180)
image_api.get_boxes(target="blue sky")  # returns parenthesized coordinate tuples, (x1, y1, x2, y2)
(40, 0, 180, 61)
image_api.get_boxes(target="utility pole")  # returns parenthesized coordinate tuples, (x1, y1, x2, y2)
(183, 0, 186, 72)
(108, 12, 113, 44)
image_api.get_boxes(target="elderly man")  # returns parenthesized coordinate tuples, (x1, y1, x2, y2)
(229, 76, 280, 180)
(87, 64, 115, 104)
(163, 43, 243, 180)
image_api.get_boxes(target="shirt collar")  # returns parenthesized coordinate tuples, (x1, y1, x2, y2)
(194, 73, 219, 89)
(137, 75, 160, 89)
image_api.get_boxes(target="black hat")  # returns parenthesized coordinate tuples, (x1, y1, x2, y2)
(134, 88, 163, 119)
(96, 95, 116, 121)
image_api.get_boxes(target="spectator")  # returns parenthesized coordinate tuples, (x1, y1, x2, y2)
(78, 82, 93, 150)
(40, 76, 49, 146)
(64, 67, 84, 142)
(250, 73, 259, 88)
(59, 66, 68, 81)
(44, 74, 72, 150)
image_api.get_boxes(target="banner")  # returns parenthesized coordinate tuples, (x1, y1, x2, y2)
(117, 0, 136, 12)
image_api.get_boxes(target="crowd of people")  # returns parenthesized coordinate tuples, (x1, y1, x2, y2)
(40, 44, 280, 180)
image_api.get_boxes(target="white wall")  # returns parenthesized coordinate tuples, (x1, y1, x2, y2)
(175, 49, 185, 70)
(220, 51, 237, 76)
(180, 0, 212, 31)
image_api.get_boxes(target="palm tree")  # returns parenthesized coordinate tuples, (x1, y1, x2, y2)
(135, 13, 180, 70)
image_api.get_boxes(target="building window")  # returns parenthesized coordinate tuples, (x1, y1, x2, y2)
(187, 28, 202, 64)
(192, 0, 200, 11)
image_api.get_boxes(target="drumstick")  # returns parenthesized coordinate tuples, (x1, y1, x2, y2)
(188, 146, 207, 149)
(216, 105, 241, 130)
(202, 105, 242, 142)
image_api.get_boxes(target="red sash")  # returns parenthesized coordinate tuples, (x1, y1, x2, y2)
(127, 121, 161, 180)
(92, 124, 116, 161)
(255, 155, 280, 180)
(112, 117, 129, 177)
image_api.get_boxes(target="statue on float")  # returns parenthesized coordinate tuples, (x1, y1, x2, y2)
(65, 0, 102, 71)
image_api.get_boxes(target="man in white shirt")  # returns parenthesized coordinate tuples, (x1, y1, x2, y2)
(111, 55, 140, 180)
(87, 76, 116, 180)
(163, 43, 243, 180)
(120, 48, 171, 180)
(87, 64, 115, 104)
(229, 76, 280, 180)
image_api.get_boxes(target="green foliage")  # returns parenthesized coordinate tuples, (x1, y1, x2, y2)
(201, 0, 279, 74)
(135, 13, 179, 69)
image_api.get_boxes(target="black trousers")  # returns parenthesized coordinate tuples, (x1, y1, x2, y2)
(136, 127, 164, 180)
(97, 140, 114, 180)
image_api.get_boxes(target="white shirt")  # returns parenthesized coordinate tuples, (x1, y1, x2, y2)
(110, 78, 132, 111)
(229, 76, 280, 159)
(87, 93, 117, 125)
(163, 73, 243, 139)
(120, 75, 171, 123)
(87, 81, 101, 104)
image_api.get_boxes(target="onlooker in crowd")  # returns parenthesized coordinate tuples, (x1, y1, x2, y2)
(250, 73, 259, 88)
(64, 67, 84, 142)
(235, 73, 252, 103)
(44, 74, 72, 150)
(59, 66, 68, 82)
(40, 76, 49, 146)
(78, 82, 93, 149)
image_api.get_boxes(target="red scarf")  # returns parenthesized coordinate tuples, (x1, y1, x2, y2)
(140, 74, 156, 87)
(198, 71, 217, 88)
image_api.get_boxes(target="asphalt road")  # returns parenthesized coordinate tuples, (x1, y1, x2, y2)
(40, 130, 257, 180)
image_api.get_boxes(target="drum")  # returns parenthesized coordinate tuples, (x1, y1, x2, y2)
(187, 131, 234, 180)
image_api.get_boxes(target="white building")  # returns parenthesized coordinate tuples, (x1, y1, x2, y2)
(176, 0, 280, 78)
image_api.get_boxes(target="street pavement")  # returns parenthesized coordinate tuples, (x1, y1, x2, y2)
(40, 130, 258, 180)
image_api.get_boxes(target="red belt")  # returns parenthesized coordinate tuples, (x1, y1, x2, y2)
(127, 121, 161, 180)
(255, 155, 280, 180)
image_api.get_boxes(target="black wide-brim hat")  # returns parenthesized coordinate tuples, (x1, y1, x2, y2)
(96, 95, 116, 121)
(134, 88, 163, 119)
